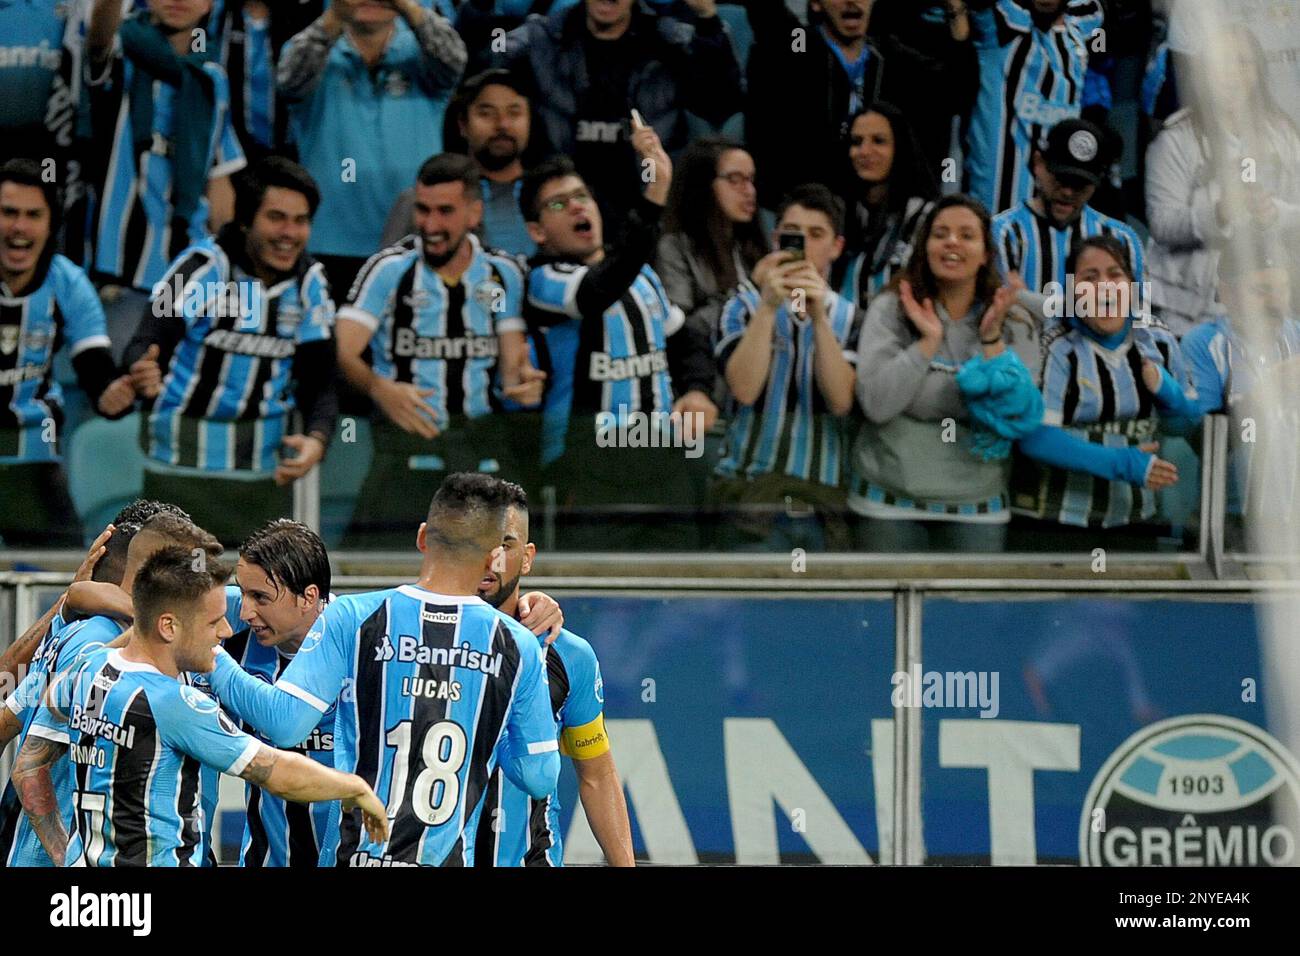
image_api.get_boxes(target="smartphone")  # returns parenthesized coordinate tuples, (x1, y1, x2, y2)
(778, 231, 805, 261)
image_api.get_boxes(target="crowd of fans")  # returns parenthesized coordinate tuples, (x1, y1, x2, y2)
(0, 0, 1296, 553)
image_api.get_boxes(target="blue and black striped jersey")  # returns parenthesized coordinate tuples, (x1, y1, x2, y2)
(29, 647, 261, 867)
(476, 627, 605, 867)
(1013, 314, 1191, 527)
(965, 0, 1105, 215)
(837, 198, 931, 311)
(992, 200, 1145, 294)
(0, 256, 111, 463)
(143, 234, 334, 474)
(714, 284, 863, 488)
(339, 233, 525, 429)
(0, 614, 125, 867)
(87, 48, 246, 290)
(267, 586, 558, 866)
(526, 258, 683, 464)
(216, 4, 275, 151)
(221, 613, 337, 868)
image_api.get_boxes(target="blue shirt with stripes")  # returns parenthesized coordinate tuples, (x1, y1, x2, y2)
(714, 284, 862, 488)
(172, 585, 254, 866)
(340, 234, 525, 430)
(218, 587, 337, 868)
(1014, 314, 1191, 527)
(0, 614, 125, 867)
(476, 627, 603, 867)
(526, 259, 683, 465)
(992, 200, 1146, 294)
(29, 647, 261, 867)
(145, 236, 335, 474)
(88, 50, 246, 290)
(0, 255, 111, 463)
(837, 197, 931, 311)
(215, 3, 275, 151)
(256, 586, 559, 867)
(966, 0, 1104, 215)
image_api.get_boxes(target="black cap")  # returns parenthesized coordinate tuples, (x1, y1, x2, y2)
(1040, 118, 1108, 186)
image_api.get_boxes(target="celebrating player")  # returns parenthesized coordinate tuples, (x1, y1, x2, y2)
(474, 484, 634, 866)
(198, 473, 560, 866)
(227, 517, 565, 865)
(1, 512, 228, 866)
(13, 546, 388, 866)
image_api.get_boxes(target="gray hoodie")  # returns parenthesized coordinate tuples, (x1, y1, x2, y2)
(1145, 108, 1300, 337)
(852, 289, 1041, 508)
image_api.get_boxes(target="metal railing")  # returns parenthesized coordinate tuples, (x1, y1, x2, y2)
(2, 414, 1268, 581)
(0, 572, 1288, 862)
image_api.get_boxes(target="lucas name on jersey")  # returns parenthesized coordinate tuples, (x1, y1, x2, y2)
(401, 676, 461, 700)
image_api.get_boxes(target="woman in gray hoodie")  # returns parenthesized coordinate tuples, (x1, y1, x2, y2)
(852, 194, 1040, 552)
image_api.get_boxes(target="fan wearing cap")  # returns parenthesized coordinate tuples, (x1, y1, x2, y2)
(964, 0, 1104, 216)
(991, 118, 1145, 296)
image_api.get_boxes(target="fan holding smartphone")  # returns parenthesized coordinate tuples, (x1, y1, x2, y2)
(712, 183, 863, 551)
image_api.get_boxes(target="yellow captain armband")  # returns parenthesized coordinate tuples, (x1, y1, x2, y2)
(560, 714, 610, 760)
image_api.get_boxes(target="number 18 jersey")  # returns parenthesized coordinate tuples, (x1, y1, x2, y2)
(274, 586, 558, 867)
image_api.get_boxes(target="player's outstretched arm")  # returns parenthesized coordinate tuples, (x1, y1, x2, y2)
(574, 751, 635, 867)
(207, 648, 322, 748)
(240, 744, 389, 845)
(12, 734, 70, 866)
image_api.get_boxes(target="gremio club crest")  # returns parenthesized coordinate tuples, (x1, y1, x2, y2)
(1079, 715, 1300, 866)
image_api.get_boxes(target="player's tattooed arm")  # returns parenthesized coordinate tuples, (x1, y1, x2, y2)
(242, 744, 390, 843)
(574, 751, 635, 867)
(240, 745, 279, 788)
(13, 736, 71, 866)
